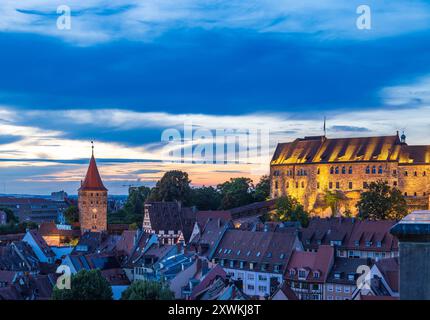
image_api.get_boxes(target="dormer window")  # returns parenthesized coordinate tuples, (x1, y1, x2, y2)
(289, 269, 295, 277)
(313, 271, 320, 279)
(376, 241, 382, 248)
(298, 270, 306, 279)
(365, 241, 372, 247)
(347, 274, 355, 281)
(334, 272, 341, 280)
(280, 253, 286, 259)
(256, 252, 261, 257)
(354, 240, 359, 247)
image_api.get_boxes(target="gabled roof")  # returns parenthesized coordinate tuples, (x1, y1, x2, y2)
(375, 257, 399, 293)
(79, 155, 107, 191)
(212, 229, 298, 273)
(28, 230, 55, 258)
(144, 202, 196, 242)
(287, 245, 334, 282)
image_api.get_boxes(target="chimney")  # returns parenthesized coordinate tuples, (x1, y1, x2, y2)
(391, 210, 430, 299)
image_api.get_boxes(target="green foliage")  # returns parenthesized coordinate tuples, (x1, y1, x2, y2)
(253, 175, 271, 202)
(190, 186, 221, 210)
(271, 195, 310, 227)
(357, 180, 408, 220)
(217, 177, 255, 209)
(324, 190, 347, 217)
(0, 207, 18, 224)
(148, 171, 192, 205)
(52, 269, 113, 300)
(124, 186, 151, 216)
(121, 280, 174, 300)
(64, 205, 79, 225)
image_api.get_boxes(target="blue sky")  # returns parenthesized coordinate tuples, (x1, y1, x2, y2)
(1, 0, 430, 194)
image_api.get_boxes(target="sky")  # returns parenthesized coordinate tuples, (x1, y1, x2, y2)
(1, 0, 430, 194)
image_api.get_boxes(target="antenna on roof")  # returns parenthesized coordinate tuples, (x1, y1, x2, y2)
(323, 116, 327, 137)
(91, 140, 94, 157)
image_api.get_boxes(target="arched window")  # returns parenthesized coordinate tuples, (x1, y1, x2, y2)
(330, 167, 334, 174)
(372, 166, 376, 174)
(365, 166, 370, 174)
(317, 168, 320, 175)
(378, 166, 383, 174)
(335, 167, 339, 174)
(349, 166, 353, 174)
(342, 166, 346, 174)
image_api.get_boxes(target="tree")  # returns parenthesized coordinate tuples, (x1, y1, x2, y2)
(271, 195, 310, 227)
(148, 171, 192, 205)
(52, 269, 113, 300)
(356, 180, 408, 220)
(190, 186, 221, 210)
(0, 207, 18, 224)
(324, 190, 348, 217)
(217, 177, 255, 210)
(121, 280, 174, 300)
(254, 175, 270, 202)
(124, 186, 151, 216)
(64, 205, 79, 225)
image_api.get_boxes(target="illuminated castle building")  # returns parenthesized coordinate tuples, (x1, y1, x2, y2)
(78, 144, 108, 234)
(270, 133, 430, 216)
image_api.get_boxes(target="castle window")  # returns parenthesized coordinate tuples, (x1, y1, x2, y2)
(317, 182, 320, 189)
(342, 167, 346, 174)
(296, 182, 299, 188)
(404, 171, 408, 176)
(424, 172, 427, 176)
(286, 182, 289, 188)
(349, 166, 353, 174)
(414, 192, 417, 196)
(414, 171, 418, 176)
(349, 182, 353, 189)
(393, 170, 397, 175)
(378, 166, 383, 174)
(330, 167, 334, 174)
(304, 170, 307, 176)
(275, 181, 278, 189)
(329, 182, 333, 189)
(336, 182, 340, 189)
(404, 192, 408, 196)
(297, 170, 301, 176)
(317, 168, 320, 174)
(335, 167, 339, 174)
(365, 166, 370, 174)
(393, 181, 398, 186)
(372, 166, 376, 174)
(301, 181, 305, 188)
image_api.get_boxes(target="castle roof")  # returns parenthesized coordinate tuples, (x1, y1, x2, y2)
(79, 155, 107, 191)
(271, 134, 430, 165)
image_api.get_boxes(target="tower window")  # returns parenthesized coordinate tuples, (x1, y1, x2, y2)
(414, 171, 418, 176)
(378, 166, 383, 174)
(404, 171, 408, 176)
(317, 182, 320, 189)
(342, 167, 346, 174)
(317, 168, 320, 174)
(335, 167, 339, 174)
(330, 167, 334, 174)
(336, 182, 340, 189)
(329, 182, 333, 189)
(349, 182, 353, 189)
(301, 181, 305, 188)
(349, 166, 353, 174)
(286, 182, 289, 188)
(372, 166, 376, 174)
(393, 170, 397, 175)
(393, 181, 398, 186)
(424, 172, 427, 176)
(365, 166, 370, 174)
(296, 182, 299, 188)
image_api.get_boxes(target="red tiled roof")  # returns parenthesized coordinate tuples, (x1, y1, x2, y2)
(79, 155, 107, 191)
(375, 257, 399, 293)
(287, 245, 334, 282)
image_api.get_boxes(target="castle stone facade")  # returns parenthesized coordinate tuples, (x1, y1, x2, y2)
(270, 134, 430, 216)
(78, 150, 108, 234)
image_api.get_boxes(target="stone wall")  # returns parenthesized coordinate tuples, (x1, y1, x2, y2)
(270, 162, 430, 216)
(78, 190, 108, 234)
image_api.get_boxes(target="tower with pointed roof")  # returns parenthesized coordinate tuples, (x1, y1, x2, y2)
(78, 143, 108, 234)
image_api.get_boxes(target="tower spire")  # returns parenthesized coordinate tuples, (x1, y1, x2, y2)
(91, 140, 94, 157)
